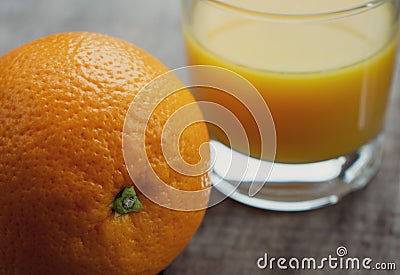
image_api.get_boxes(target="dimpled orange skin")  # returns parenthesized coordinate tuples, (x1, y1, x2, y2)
(0, 32, 209, 275)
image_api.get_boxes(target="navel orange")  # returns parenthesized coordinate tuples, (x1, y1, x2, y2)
(0, 32, 210, 275)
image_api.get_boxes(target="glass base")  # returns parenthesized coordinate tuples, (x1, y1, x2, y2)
(210, 135, 383, 211)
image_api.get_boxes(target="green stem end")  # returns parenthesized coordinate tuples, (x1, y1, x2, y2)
(110, 186, 142, 217)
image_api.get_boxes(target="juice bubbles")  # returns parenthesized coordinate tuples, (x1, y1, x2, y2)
(183, 0, 398, 163)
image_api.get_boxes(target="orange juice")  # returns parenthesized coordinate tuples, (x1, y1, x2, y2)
(183, 1, 398, 163)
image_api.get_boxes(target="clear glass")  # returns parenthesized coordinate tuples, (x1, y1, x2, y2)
(181, 0, 400, 211)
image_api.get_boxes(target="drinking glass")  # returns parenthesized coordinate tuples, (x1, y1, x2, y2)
(181, 0, 399, 211)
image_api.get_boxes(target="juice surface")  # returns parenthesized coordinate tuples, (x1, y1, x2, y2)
(184, 1, 398, 163)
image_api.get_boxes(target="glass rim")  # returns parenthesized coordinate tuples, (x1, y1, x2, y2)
(203, 0, 391, 20)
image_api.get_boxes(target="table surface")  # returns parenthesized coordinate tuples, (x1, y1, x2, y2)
(1, 1, 399, 274)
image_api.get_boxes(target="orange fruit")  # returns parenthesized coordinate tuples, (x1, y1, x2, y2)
(0, 32, 210, 275)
